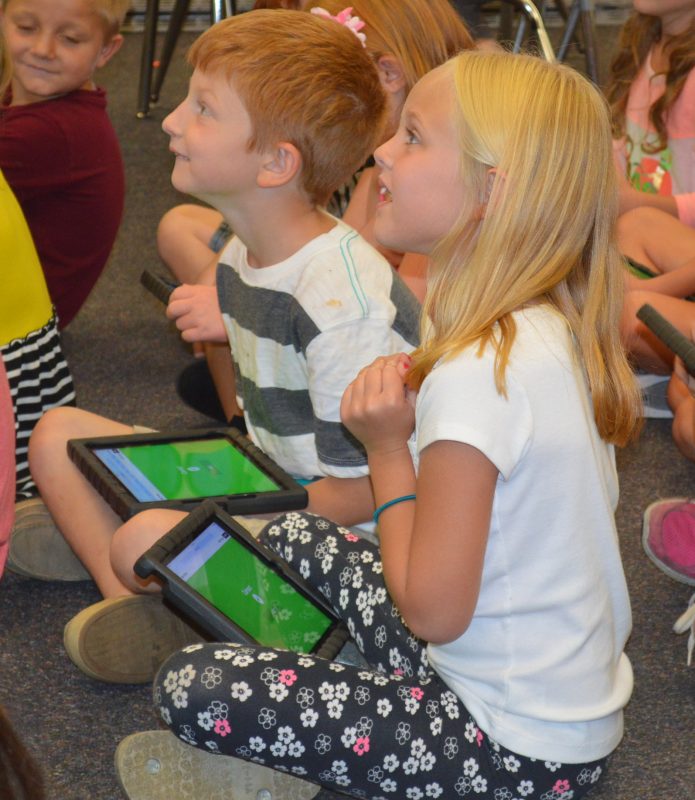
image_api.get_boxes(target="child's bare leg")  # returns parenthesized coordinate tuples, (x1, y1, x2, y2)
(29, 407, 135, 597)
(617, 207, 695, 273)
(205, 341, 242, 422)
(110, 508, 187, 593)
(621, 289, 695, 373)
(157, 204, 224, 283)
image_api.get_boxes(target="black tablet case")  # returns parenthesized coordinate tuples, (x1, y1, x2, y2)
(68, 427, 308, 520)
(134, 501, 349, 659)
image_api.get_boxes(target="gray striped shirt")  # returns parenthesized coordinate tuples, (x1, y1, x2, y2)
(217, 220, 420, 479)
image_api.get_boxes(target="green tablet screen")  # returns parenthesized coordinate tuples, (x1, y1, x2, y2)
(93, 438, 280, 502)
(167, 521, 334, 652)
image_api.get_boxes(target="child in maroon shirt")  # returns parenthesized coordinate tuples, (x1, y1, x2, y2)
(0, 0, 129, 327)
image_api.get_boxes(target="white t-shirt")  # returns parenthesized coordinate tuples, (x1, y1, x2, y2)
(217, 219, 420, 480)
(412, 306, 633, 763)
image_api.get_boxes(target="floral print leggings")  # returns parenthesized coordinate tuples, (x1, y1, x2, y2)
(155, 511, 608, 799)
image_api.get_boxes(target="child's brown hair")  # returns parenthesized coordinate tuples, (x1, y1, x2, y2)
(304, 0, 474, 94)
(188, 9, 386, 206)
(607, 11, 695, 153)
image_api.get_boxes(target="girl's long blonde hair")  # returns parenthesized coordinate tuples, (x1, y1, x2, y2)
(408, 52, 641, 447)
(606, 11, 695, 152)
(303, 0, 474, 93)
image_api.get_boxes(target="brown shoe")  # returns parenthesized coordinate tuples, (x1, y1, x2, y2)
(8, 498, 91, 581)
(63, 596, 205, 684)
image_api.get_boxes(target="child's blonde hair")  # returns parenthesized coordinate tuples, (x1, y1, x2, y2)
(188, 9, 386, 207)
(408, 52, 641, 447)
(304, 0, 474, 93)
(0, 0, 129, 37)
(92, 0, 131, 36)
(607, 11, 695, 153)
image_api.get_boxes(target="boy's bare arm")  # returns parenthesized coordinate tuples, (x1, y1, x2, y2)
(306, 476, 375, 528)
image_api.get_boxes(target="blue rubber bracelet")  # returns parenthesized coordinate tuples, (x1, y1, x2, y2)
(373, 494, 416, 524)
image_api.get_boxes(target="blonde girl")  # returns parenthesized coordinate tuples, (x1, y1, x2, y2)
(304, 0, 473, 300)
(154, 52, 640, 799)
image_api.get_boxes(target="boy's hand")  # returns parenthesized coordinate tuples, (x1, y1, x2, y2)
(341, 353, 416, 456)
(166, 284, 227, 343)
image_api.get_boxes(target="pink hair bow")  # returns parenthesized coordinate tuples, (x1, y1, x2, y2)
(310, 6, 367, 46)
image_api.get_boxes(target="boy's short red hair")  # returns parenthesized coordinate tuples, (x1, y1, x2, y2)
(188, 9, 386, 206)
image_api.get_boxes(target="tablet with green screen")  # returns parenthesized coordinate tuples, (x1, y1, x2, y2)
(134, 502, 349, 658)
(68, 428, 307, 520)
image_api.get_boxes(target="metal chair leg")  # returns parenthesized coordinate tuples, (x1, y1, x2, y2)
(211, 0, 235, 24)
(513, 1, 556, 63)
(136, 0, 160, 118)
(579, 2, 599, 84)
(555, 1, 599, 84)
(150, 0, 191, 105)
(138, 0, 238, 117)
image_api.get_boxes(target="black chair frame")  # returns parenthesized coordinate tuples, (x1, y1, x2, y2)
(136, 0, 237, 119)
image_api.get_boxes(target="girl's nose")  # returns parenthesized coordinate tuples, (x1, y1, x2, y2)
(374, 136, 395, 170)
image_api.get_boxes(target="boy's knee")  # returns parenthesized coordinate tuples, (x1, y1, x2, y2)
(616, 206, 664, 243)
(29, 408, 126, 480)
(29, 406, 84, 461)
(110, 509, 187, 591)
(157, 204, 213, 252)
(622, 206, 664, 227)
(156, 205, 186, 247)
(30, 406, 109, 452)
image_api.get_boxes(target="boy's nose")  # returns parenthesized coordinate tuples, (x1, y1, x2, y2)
(162, 102, 185, 137)
(162, 111, 177, 137)
(30, 33, 57, 59)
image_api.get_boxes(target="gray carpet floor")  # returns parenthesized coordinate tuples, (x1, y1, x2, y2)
(1, 15, 694, 800)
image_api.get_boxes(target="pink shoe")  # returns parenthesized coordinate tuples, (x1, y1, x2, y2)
(643, 499, 695, 585)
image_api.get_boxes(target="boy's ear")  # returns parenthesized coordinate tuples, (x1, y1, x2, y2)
(96, 34, 124, 70)
(376, 55, 406, 95)
(257, 142, 302, 189)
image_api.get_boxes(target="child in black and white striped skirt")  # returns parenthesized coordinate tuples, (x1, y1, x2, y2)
(0, 170, 76, 573)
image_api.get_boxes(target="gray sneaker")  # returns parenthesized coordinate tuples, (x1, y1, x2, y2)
(64, 596, 204, 684)
(7, 498, 91, 581)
